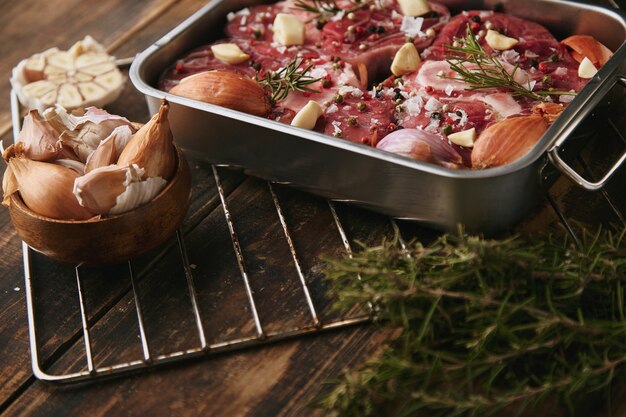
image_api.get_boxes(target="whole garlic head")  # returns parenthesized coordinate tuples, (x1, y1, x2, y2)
(10, 36, 125, 112)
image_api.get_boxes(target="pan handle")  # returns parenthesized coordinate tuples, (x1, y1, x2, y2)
(547, 75, 626, 191)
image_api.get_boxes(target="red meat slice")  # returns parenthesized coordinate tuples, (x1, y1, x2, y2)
(321, 2, 450, 83)
(225, 2, 323, 44)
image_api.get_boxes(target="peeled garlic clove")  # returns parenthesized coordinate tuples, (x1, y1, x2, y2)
(169, 71, 271, 117)
(578, 57, 598, 79)
(117, 100, 176, 180)
(73, 164, 166, 215)
(9, 156, 94, 220)
(211, 43, 250, 65)
(447, 128, 476, 148)
(397, 0, 431, 16)
(273, 13, 305, 46)
(16, 110, 61, 161)
(391, 43, 422, 77)
(291, 101, 323, 130)
(485, 30, 519, 51)
(85, 125, 134, 173)
(471, 115, 548, 169)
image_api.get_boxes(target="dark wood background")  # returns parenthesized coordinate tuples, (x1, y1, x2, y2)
(0, 1, 624, 416)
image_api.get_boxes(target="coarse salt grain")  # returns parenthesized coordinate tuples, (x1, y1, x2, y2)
(400, 16, 425, 38)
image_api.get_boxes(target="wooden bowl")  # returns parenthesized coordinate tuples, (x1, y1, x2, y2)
(8, 147, 192, 266)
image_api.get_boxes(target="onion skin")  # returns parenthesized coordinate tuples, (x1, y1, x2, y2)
(169, 71, 271, 117)
(471, 116, 548, 169)
(561, 35, 613, 68)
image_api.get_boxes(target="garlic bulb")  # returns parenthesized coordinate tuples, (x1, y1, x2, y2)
(8, 156, 94, 220)
(117, 100, 176, 180)
(73, 164, 166, 215)
(10, 36, 124, 111)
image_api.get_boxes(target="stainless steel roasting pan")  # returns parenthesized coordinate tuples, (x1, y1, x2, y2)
(130, 0, 626, 233)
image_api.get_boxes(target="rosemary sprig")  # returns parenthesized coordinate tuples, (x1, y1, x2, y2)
(292, 0, 373, 22)
(255, 59, 321, 104)
(444, 25, 576, 101)
(318, 226, 626, 417)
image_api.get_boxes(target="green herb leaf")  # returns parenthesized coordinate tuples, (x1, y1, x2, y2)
(255, 58, 321, 104)
(318, 226, 626, 417)
(443, 25, 576, 101)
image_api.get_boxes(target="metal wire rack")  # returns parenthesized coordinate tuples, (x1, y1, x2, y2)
(22, 173, 373, 383)
(11, 65, 626, 383)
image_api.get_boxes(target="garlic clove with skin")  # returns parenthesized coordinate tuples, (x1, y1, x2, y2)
(8, 156, 94, 220)
(85, 125, 134, 173)
(16, 110, 61, 161)
(2, 164, 18, 207)
(73, 164, 166, 215)
(117, 100, 176, 180)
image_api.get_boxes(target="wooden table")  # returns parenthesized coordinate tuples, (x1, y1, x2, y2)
(0, 1, 624, 416)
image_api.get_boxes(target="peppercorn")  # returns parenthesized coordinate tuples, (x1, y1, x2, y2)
(442, 124, 453, 135)
(367, 25, 377, 34)
(334, 93, 344, 104)
(357, 102, 366, 111)
(550, 53, 559, 62)
(431, 111, 441, 120)
(253, 30, 262, 39)
(348, 116, 358, 126)
(322, 78, 331, 88)
(470, 15, 481, 23)
(542, 75, 553, 85)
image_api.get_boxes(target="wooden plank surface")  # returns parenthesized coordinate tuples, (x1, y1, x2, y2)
(0, 1, 624, 416)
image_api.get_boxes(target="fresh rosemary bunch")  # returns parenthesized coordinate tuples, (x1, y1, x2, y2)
(444, 25, 576, 101)
(293, 0, 342, 18)
(318, 226, 626, 417)
(293, 0, 372, 21)
(255, 59, 321, 104)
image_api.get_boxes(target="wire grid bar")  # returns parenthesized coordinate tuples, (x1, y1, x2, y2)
(22, 168, 372, 383)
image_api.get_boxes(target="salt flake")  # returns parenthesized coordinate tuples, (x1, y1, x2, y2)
(400, 16, 425, 38)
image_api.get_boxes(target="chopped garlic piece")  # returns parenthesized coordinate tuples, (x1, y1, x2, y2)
(391, 43, 421, 76)
(578, 57, 598, 79)
(291, 101, 323, 130)
(211, 43, 250, 65)
(485, 30, 519, 50)
(273, 13, 305, 46)
(398, 0, 431, 17)
(448, 128, 476, 147)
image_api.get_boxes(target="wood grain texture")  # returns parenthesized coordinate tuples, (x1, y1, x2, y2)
(0, 1, 624, 417)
